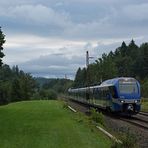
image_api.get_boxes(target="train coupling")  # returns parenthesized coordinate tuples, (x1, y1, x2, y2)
(127, 104, 134, 111)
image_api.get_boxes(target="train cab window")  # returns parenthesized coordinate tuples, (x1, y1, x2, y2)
(119, 82, 138, 94)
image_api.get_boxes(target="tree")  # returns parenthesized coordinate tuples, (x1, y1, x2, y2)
(134, 43, 148, 79)
(120, 41, 128, 56)
(39, 89, 57, 100)
(141, 78, 148, 97)
(128, 39, 139, 59)
(73, 68, 82, 87)
(11, 78, 21, 101)
(0, 27, 5, 67)
(19, 73, 36, 100)
(0, 64, 37, 104)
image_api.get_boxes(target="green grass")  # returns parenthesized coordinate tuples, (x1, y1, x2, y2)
(0, 100, 112, 148)
(141, 98, 148, 112)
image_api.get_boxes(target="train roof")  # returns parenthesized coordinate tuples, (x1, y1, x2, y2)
(68, 83, 114, 92)
(101, 77, 137, 85)
(69, 77, 138, 92)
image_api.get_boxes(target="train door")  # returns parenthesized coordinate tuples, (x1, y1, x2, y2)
(108, 86, 116, 110)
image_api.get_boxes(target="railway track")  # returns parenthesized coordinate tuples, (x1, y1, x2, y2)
(139, 111, 148, 116)
(133, 116, 148, 124)
(120, 117, 148, 130)
(68, 98, 148, 130)
(66, 98, 148, 147)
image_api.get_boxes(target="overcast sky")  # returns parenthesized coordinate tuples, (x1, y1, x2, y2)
(1, 0, 148, 79)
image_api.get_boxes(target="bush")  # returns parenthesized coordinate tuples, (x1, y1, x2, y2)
(141, 78, 148, 97)
(122, 130, 137, 148)
(31, 92, 41, 100)
(111, 129, 137, 148)
(62, 102, 68, 109)
(90, 108, 104, 126)
(39, 89, 57, 100)
(111, 142, 122, 148)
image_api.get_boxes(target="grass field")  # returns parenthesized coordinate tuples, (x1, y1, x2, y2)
(0, 100, 111, 148)
(141, 98, 148, 112)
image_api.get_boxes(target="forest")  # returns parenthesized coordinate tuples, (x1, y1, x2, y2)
(73, 40, 148, 97)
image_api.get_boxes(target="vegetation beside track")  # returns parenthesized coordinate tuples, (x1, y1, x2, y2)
(141, 98, 148, 112)
(0, 100, 112, 148)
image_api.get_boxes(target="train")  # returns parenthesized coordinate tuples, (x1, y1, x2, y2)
(68, 77, 141, 115)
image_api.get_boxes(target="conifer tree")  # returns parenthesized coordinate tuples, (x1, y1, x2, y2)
(0, 27, 5, 67)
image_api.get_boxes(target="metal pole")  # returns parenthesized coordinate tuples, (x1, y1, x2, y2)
(86, 51, 89, 68)
(86, 51, 89, 87)
(86, 51, 90, 101)
(86, 51, 94, 102)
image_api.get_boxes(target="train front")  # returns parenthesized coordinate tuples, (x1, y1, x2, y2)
(114, 78, 141, 115)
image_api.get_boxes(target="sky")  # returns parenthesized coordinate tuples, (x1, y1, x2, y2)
(1, 0, 148, 79)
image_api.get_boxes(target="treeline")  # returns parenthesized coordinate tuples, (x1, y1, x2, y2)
(0, 65, 36, 104)
(33, 78, 73, 99)
(0, 64, 73, 104)
(0, 27, 38, 104)
(42, 78, 73, 93)
(73, 40, 148, 97)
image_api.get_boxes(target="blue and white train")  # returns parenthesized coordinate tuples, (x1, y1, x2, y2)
(68, 77, 141, 115)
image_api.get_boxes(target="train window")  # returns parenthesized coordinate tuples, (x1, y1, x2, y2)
(119, 82, 138, 94)
(92, 88, 97, 99)
(86, 93, 89, 100)
(109, 86, 116, 98)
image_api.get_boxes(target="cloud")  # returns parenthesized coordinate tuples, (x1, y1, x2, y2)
(19, 54, 86, 78)
(1, 1, 148, 40)
(1, 0, 148, 78)
(3, 34, 88, 65)
(123, 3, 148, 21)
(15, 35, 144, 78)
(0, 4, 70, 28)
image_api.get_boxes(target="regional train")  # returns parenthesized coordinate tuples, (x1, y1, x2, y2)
(68, 77, 141, 115)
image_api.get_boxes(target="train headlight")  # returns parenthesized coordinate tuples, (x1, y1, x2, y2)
(120, 100, 124, 103)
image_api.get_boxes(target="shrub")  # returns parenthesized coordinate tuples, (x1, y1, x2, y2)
(31, 92, 41, 100)
(121, 130, 137, 148)
(62, 102, 68, 109)
(111, 129, 137, 148)
(37, 89, 57, 100)
(141, 78, 148, 97)
(46, 89, 57, 100)
(111, 142, 122, 148)
(90, 108, 104, 126)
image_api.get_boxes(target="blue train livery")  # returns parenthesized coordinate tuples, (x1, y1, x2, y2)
(68, 77, 141, 115)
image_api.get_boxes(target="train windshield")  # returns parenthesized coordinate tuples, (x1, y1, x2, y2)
(119, 81, 138, 94)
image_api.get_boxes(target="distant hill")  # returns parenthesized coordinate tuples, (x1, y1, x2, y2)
(34, 77, 53, 87)
(34, 77, 73, 93)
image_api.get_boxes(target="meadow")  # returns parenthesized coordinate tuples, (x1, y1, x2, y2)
(0, 100, 111, 148)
